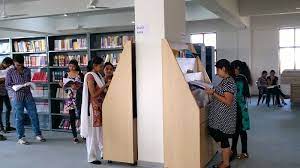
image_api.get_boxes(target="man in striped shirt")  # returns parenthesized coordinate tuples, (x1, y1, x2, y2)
(5, 55, 46, 145)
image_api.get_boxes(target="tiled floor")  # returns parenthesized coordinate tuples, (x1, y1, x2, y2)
(1, 98, 300, 168)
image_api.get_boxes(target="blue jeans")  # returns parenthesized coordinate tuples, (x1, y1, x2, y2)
(13, 97, 42, 139)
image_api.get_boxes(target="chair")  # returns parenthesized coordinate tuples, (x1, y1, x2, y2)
(256, 81, 275, 106)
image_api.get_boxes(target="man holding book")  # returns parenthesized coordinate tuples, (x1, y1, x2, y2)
(5, 55, 46, 145)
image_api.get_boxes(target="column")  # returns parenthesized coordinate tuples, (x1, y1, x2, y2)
(134, 0, 186, 165)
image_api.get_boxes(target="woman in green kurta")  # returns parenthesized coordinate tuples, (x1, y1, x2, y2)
(231, 60, 252, 160)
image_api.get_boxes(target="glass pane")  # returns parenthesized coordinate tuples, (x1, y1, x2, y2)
(295, 29, 300, 46)
(295, 48, 300, 69)
(191, 34, 203, 44)
(204, 33, 217, 48)
(280, 48, 295, 73)
(279, 29, 294, 47)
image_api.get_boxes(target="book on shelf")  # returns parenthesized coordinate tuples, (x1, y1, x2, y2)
(52, 71, 66, 82)
(54, 38, 87, 51)
(36, 102, 48, 113)
(104, 53, 120, 66)
(24, 54, 48, 67)
(31, 71, 48, 82)
(0, 42, 10, 54)
(100, 35, 134, 49)
(32, 86, 48, 98)
(53, 54, 88, 66)
(13, 39, 46, 53)
(56, 88, 68, 99)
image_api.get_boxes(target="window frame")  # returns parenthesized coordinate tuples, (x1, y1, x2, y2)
(278, 27, 300, 73)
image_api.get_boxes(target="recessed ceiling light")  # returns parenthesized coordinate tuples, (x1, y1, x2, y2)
(64, 13, 68, 17)
(131, 21, 135, 24)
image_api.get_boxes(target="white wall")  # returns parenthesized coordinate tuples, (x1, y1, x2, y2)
(187, 14, 300, 95)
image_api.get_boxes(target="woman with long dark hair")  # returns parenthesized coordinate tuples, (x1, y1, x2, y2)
(230, 60, 252, 160)
(61, 59, 84, 144)
(81, 57, 110, 165)
(206, 59, 237, 168)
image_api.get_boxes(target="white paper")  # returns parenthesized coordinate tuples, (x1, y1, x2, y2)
(12, 82, 36, 91)
(184, 72, 203, 82)
(189, 80, 213, 90)
(176, 58, 197, 73)
(0, 69, 7, 78)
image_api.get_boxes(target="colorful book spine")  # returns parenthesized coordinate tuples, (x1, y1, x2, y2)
(54, 38, 87, 51)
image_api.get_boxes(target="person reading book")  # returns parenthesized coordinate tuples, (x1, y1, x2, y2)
(60, 59, 84, 144)
(205, 59, 237, 168)
(5, 55, 46, 145)
(81, 57, 110, 165)
(230, 60, 252, 161)
(266, 70, 289, 107)
(0, 57, 14, 134)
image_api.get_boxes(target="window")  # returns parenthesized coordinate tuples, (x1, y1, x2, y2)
(279, 28, 300, 72)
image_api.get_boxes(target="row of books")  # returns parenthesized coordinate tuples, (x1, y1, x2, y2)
(56, 88, 68, 99)
(99, 35, 134, 49)
(52, 71, 66, 82)
(13, 40, 46, 53)
(104, 53, 120, 66)
(53, 54, 88, 67)
(32, 71, 48, 82)
(32, 86, 49, 98)
(0, 42, 10, 54)
(24, 54, 48, 67)
(54, 38, 87, 51)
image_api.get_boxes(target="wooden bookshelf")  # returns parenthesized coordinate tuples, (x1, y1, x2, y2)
(102, 41, 137, 164)
(162, 39, 217, 168)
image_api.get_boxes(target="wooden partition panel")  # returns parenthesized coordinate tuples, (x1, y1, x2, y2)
(102, 41, 137, 164)
(162, 39, 216, 168)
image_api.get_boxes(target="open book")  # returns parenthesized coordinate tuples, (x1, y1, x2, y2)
(189, 80, 213, 90)
(12, 82, 36, 91)
(63, 78, 82, 87)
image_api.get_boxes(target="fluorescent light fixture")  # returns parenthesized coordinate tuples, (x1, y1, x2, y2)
(131, 21, 135, 24)
(64, 13, 68, 17)
(296, 8, 300, 10)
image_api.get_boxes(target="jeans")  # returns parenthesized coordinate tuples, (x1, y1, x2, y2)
(0, 95, 12, 128)
(13, 97, 42, 139)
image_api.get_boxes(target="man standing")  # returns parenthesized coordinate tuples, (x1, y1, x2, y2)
(0, 57, 14, 133)
(5, 55, 46, 145)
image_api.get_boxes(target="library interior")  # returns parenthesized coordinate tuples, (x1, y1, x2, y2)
(0, 0, 300, 168)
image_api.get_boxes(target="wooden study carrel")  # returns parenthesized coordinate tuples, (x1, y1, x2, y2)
(162, 39, 216, 168)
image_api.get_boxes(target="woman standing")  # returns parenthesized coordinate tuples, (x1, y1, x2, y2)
(103, 62, 114, 83)
(230, 60, 252, 160)
(205, 59, 237, 168)
(81, 57, 110, 165)
(62, 59, 84, 144)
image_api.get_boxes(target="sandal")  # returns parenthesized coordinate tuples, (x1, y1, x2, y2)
(237, 153, 249, 160)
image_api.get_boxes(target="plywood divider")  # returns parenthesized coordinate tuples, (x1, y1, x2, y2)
(162, 39, 216, 168)
(102, 41, 137, 164)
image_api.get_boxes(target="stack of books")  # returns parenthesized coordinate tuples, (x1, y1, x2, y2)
(24, 54, 48, 67)
(13, 40, 46, 53)
(54, 38, 87, 51)
(53, 54, 88, 66)
(104, 53, 120, 66)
